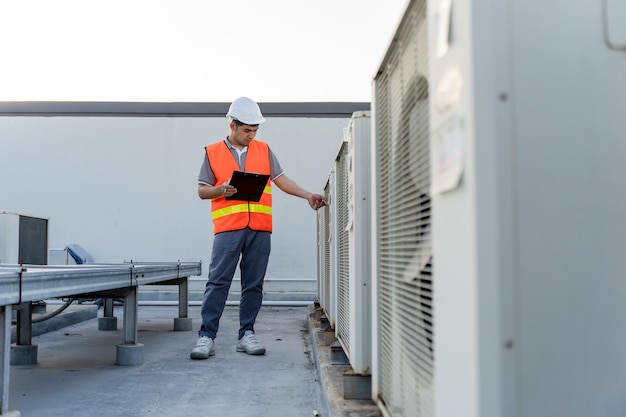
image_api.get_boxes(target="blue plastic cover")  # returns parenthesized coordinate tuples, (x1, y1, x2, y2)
(65, 243, 94, 264)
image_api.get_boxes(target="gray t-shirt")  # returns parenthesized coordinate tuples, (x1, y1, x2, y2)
(197, 138, 284, 186)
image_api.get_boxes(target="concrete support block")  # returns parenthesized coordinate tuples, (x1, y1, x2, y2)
(324, 327, 336, 345)
(98, 316, 117, 331)
(173, 317, 192, 331)
(343, 369, 372, 400)
(311, 305, 324, 320)
(116, 343, 144, 366)
(0, 409, 21, 417)
(10, 344, 38, 365)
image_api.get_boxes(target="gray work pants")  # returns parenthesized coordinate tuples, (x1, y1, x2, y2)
(199, 227, 271, 340)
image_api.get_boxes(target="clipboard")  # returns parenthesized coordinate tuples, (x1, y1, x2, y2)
(226, 170, 270, 202)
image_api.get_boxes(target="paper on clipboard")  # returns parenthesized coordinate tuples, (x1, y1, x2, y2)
(431, 118, 465, 195)
(226, 170, 270, 202)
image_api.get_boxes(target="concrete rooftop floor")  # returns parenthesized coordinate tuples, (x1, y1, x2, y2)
(9, 305, 326, 417)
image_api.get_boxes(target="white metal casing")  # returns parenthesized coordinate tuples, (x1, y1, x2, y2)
(428, 0, 626, 416)
(0, 212, 20, 264)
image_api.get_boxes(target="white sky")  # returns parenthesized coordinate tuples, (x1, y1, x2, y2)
(0, 0, 408, 103)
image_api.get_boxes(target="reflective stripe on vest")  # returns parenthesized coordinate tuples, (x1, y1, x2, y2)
(206, 140, 273, 234)
(212, 200, 273, 220)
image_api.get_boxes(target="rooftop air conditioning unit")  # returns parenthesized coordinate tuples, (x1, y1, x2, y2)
(333, 111, 372, 375)
(317, 177, 333, 319)
(371, 0, 434, 415)
(0, 212, 49, 265)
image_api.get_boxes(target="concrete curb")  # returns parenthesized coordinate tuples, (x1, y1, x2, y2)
(307, 305, 381, 417)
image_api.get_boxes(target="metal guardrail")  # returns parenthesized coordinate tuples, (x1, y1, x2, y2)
(0, 262, 202, 306)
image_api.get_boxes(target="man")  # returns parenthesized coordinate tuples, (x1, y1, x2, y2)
(191, 96, 327, 359)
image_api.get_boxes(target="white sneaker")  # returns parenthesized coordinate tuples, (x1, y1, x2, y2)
(190, 336, 215, 359)
(237, 331, 266, 355)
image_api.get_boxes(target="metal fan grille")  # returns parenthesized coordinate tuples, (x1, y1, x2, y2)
(374, 0, 434, 415)
(323, 187, 331, 315)
(335, 142, 351, 355)
(317, 182, 332, 316)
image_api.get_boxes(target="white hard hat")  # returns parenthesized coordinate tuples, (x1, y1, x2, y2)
(226, 96, 266, 125)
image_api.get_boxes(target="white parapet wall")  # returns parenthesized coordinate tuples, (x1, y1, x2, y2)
(0, 101, 366, 302)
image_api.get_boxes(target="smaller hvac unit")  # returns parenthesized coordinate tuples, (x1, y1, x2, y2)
(333, 111, 372, 375)
(317, 176, 336, 323)
(0, 211, 49, 265)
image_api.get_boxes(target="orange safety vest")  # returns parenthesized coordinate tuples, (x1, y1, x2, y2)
(206, 140, 272, 234)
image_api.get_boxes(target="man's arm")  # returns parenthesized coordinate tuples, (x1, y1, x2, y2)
(198, 182, 236, 199)
(273, 174, 327, 210)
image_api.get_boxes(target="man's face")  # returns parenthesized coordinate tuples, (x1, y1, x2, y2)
(229, 121, 259, 148)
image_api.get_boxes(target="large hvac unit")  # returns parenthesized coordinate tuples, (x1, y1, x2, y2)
(426, 0, 626, 416)
(0, 212, 49, 265)
(371, 0, 433, 415)
(332, 111, 372, 375)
